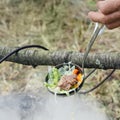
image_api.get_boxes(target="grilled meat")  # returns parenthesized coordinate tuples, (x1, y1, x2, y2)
(58, 74, 77, 91)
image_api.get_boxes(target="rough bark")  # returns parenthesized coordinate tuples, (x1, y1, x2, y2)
(0, 46, 120, 69)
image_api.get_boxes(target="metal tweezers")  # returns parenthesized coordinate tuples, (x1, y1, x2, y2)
(78, 23, 116, 94)
(82, 23, 104, 73)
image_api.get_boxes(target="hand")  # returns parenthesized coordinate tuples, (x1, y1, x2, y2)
(88, 0, 120, 29)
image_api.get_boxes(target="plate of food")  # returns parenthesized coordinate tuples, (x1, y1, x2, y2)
(44, 62, 84, 96)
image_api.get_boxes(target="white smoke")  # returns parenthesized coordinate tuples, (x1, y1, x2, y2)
(0, 92, 109, 120)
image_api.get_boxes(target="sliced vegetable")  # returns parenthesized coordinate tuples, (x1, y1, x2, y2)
(76, 73, 82, 82)
(73, 68, 79, 75)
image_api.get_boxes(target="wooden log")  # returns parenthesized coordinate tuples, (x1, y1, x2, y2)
(0, 46, 120, 69)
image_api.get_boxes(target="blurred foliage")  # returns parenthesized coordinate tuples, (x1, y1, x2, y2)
(86, 0, 96, 9)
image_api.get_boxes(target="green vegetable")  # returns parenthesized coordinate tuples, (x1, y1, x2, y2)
(44, 82, 56, 88)
(45, 67, 60, 88)
(52, 67, 60, 85)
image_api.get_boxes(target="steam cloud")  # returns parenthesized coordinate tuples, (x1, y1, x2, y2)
(0, 92, 109, 120)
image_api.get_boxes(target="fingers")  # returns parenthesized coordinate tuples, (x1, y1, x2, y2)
(88, 0, 120, 29)
(88, 10, 120, 24)
(97, 0, 120, 14)
(106, 20, 120, 29)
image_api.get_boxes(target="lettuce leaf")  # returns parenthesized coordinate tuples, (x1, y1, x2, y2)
(45, 67, 61, 88)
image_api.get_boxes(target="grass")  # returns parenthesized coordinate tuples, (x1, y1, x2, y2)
(0, 0, 120, 119)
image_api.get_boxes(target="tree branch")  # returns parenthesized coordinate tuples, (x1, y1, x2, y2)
(0, 46, 120, 69)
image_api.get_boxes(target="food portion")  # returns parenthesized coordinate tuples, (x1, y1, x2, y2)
(45, 63, 83, 94)
(58, 74, 77, 91)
